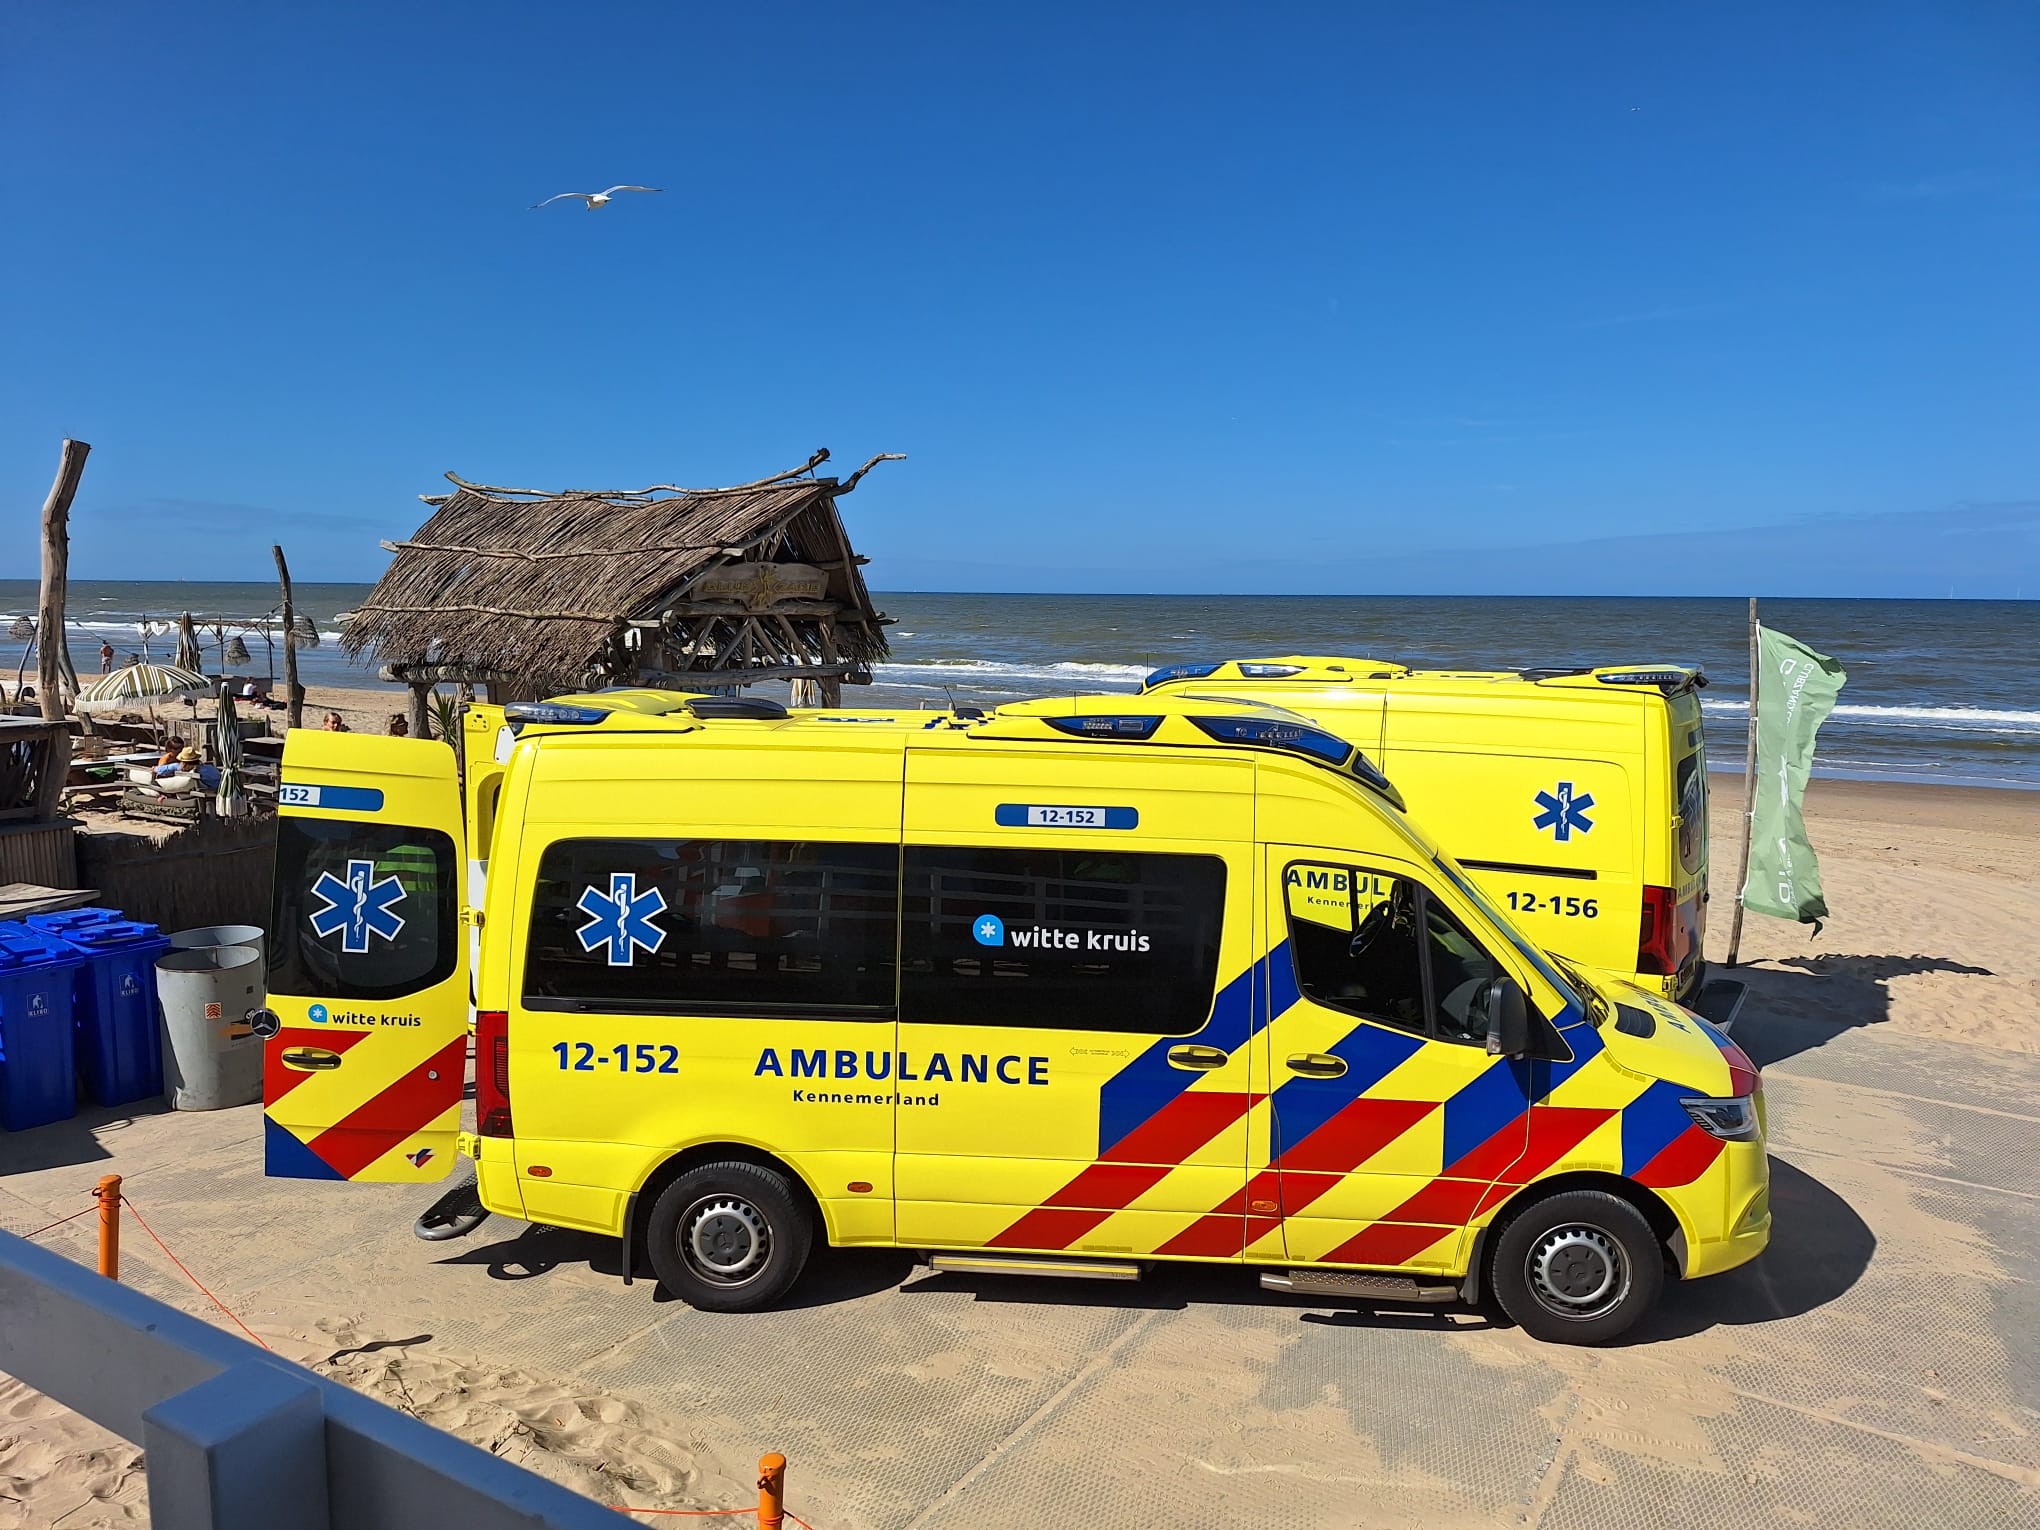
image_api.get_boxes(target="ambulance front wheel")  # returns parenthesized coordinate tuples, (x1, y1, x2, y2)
(645, 1162, 814, 1313)
(1487, 1189, 1664, 1345)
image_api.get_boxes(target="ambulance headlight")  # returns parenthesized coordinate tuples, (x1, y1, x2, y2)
(1681, 1095, 1759, 1142)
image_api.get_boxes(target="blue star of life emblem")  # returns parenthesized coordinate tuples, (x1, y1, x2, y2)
(576, 873, 667, 967)
(1532, 781, 1596, 842)
(308, 858, 408, 953)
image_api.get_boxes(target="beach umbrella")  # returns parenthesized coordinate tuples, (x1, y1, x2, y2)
(175, 612, 204, 673)
(74, 662, 211, 716)
(224, 635, 251, 666)
(214, 683, 247, 817)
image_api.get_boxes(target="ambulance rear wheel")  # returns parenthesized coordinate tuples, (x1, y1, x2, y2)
(646, 1163, 813, 1313)
(1488, 1190, 1662, 1345)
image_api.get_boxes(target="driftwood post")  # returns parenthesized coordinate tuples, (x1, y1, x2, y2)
(273, 543, 304, 730)
(407, 681, 431, 741)
(37, 440, 90, 721)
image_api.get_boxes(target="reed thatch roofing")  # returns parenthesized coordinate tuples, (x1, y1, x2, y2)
(343, 449, 899, 691)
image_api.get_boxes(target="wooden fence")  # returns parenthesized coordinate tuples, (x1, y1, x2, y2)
(75, 815, 276, 930)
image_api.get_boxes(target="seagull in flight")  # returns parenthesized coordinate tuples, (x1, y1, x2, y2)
(531, 185, 664, 211)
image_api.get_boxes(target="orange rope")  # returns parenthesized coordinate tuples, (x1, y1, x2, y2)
(606, 1509, 817, 1525)
(11, 1204, 97, 1240)
(119, 1196, 272, 1351)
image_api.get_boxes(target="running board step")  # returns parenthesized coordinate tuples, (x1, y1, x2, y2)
(1261, 1269, 1458, 1304)
(928, 1253, 1142, 1282)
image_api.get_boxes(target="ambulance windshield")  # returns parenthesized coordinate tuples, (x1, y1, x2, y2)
(1433, 855, 1583, 1016)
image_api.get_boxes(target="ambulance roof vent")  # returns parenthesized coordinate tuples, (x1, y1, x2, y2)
(1044, 714, 1163, 740)
(681, 696, 790, 720)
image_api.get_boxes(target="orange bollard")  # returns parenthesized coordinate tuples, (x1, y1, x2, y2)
(757, 1452, 785, 1530)
(95, 1175, 121, 1280)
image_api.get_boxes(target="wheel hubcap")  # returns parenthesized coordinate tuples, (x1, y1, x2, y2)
(1527, 1225, 1627, 1318)
(683, 1196, 770, 1284)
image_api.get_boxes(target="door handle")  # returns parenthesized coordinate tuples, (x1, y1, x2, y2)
(1285, 1051, 1348, 1078)
(280, 1046, 344, 1072)
(1167, 1044, 1228, 1071)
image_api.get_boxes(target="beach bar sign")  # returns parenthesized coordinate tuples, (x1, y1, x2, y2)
(685, 563, 830, 609)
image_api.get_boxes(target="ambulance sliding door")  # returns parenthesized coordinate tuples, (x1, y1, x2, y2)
(895, 746, 1262, 1259)
(508, 730, 902, 1243)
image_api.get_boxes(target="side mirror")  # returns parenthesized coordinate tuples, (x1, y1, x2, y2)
(1484, 978, 1530, 1057)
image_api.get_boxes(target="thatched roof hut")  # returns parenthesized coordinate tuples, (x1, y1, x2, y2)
(344, 449, 899, 704)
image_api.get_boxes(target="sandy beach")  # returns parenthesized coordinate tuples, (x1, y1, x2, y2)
(1705, 773, 2040, 1054)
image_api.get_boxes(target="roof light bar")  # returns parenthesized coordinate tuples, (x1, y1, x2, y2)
(1596, 669, 1695, 690)
(1045, 715, 1163, 740)
(1188, 714, 1352, 764)
(1142, 662, 1220, 689)
(1235, 663, 1305, 678)
(504, 701, 610, 729)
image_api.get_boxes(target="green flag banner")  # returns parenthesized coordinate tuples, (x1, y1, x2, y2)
(1742, 625, 1847, 925)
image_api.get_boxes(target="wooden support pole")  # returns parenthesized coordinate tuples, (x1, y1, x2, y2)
(407, 682, 431, 741)
(272, 545, 304, 731)
(1725, 597, 1759, 968)
(38, 440, 90, 721)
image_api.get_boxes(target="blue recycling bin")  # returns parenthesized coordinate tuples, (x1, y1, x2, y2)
(0, 926, 86, 1130)
(52, 919, 173, 1107)
(26, 908, 125, 940)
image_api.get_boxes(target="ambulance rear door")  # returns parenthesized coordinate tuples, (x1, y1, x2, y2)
(263, 733, 468, 1183)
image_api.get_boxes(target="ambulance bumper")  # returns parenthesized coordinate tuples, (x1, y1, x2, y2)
(1685, 1179, 1771, 1279)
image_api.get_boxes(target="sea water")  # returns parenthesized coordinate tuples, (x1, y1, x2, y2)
(3, 582, 2033, 788)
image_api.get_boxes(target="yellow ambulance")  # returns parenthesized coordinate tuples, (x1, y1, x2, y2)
(259, 690, 1768, 1345)
(1141, 658, 1730, 1015)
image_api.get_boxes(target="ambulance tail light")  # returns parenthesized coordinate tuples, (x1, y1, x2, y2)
(1637, 885, 1677, 976)
(476, 1010, 513, 1137)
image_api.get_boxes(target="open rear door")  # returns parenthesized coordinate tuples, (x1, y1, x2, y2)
(263, 733, 468, 1182)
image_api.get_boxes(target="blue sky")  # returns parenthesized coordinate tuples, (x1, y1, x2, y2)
(2, 2, 2035, 596)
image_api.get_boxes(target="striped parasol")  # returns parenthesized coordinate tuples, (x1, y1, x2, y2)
(74, 662, 211, 715)
(214, 683, 247, 817)
(175, 612, 204, 673)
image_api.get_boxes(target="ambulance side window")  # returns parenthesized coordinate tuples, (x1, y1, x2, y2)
(901, 846, 1226, 1034)
(1283, 862, 1500, 1045)
(269, 818, 458, 1001)
(521, 838, 898, 1016)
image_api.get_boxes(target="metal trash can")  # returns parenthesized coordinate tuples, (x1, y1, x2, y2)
(168, 926, 267, 1020)
(155, 946, 265, 1110)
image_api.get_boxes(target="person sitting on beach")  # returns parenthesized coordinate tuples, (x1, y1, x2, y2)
(387, 714, 409, 737)
(158, 746, 221, 791)
(154, 739, 186, 772)
(239, 679, 284, 710)
(321, 711, 349, 732)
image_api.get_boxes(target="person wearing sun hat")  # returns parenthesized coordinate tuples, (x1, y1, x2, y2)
(157, 745, 222, 792)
